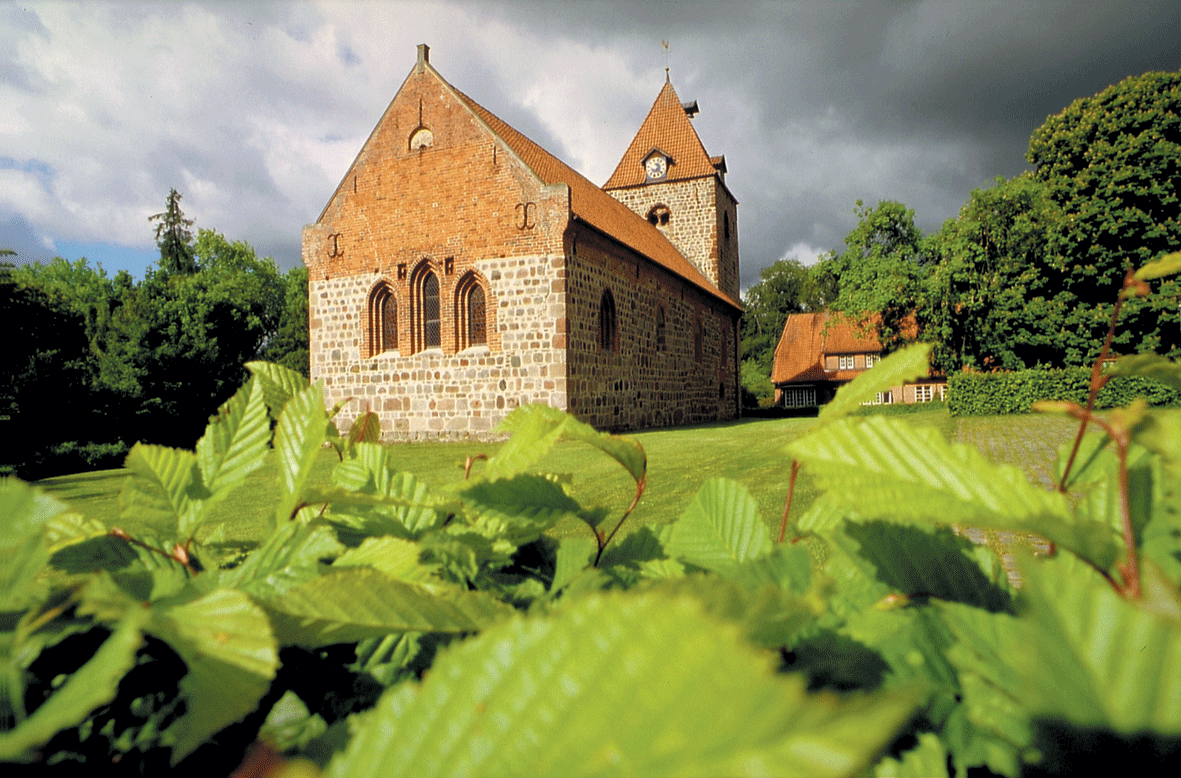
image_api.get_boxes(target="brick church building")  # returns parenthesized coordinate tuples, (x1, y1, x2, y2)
(303, 45, 742, 440)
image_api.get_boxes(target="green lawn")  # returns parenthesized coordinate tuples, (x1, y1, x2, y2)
(33, 407, 1090, 552)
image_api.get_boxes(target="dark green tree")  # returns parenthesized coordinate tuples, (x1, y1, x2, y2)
(149, 188, 198, 275)
(924, 174, 1066, 373)
(260, 265, 310, 377)
(1027, 70, 1181, 365)
(826, 200, 928, 353)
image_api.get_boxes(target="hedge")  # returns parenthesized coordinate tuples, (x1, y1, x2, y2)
(947, 368, 1181, 417)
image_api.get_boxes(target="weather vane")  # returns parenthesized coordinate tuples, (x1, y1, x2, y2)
(662, 39, 669, 81)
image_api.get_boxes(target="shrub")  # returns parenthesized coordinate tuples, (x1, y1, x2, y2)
(948, 368, 1181, 416)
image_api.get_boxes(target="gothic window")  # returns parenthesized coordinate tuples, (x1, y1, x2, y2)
(646, 204, 671, 227)
(723, 212, 731, 241)
(599, 288, 618, 352)
(367, 281, 398, 356)
(655, 305, 666, 353)
(422, 272, 440, 348)
(456, 273, 488, 350)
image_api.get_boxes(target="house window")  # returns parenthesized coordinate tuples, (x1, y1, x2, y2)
(914, 385, 934, 403)
(865, 354, 877, 369)
(599, 288, 617, 351)
(646, 204, 671, 227)
(838, 355, 855, 370)
(367, 281, 398, 356)
(456, 273, 488, 349)
(655, 305, 666, 352)
(782, 387, 816, 408)
(862, 391, 893, 406)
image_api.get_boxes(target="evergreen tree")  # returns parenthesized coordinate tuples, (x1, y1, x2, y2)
(149, 188, 198, 274)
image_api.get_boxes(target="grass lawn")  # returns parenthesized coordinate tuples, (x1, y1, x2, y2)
(34, 406, 1097, 553)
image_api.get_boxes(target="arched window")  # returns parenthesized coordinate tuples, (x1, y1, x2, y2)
(422, 272, 440, 349)
(599, 289, 618, 352)
(655, 305, 666, 353)
(455, 272, 489, 350)
(646, 204, 671, 227)
(367, 281, 398, 357)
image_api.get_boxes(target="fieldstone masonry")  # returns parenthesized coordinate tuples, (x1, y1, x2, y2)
(304, 45, 741, 440)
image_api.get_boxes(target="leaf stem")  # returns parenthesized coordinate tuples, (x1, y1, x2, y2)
(594, 472, 647, 566)
(777, 459, 802, 543)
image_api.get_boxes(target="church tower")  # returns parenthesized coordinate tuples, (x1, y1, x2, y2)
(603, 79, 740, 300)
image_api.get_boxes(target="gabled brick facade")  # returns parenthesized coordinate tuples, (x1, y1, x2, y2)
(303, 46, 742, 439)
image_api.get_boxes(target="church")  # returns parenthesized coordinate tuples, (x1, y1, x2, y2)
(303, 45, 742, 440)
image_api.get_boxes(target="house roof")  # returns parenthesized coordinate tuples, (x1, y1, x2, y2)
(447, 79, 741, 311)
(602, 81, 723, 190)
(771, 312, 889, 385)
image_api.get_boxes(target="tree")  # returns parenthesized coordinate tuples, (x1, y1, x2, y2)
(1027, 70, 1181, 365)
(260, 265, 310, 377)
(149, 188, 198, 275)
(924, 174, 1066, 373)
(825, 200, 928, 353)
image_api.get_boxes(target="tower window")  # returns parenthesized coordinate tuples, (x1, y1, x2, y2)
(646, 204, 671, 227)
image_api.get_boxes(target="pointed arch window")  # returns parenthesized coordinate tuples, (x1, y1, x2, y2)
(422, 272, 440, 349)
(599, 288, 618, 352)
(367, 281, 398, 357)
(655, 304, 666, 353)
(456, 272, 489, 350)
(693, 314, 704, 364)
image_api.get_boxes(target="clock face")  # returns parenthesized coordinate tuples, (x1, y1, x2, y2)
(645, 156, 667, 179)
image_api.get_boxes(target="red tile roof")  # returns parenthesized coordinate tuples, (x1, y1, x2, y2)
(602, 81, 721, 190)
(446, 78, 740, 311)
(771, 312, 888, 385)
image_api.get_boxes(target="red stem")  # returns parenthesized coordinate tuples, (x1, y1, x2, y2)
(777, 459, 801, 543)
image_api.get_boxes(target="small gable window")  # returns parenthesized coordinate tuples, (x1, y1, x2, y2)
(599, 288, 618, 352)
(409, 126, 434, 151)
(646, 204, 672, 227)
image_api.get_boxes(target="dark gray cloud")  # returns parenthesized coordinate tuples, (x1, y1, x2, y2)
(0, 1, 1176, 291)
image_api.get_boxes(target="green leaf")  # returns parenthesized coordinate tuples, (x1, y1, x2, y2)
(492, 404, 646, 485)
(274, 383, 329, 529)
(874, 733, 949, 778)
(786, 416, 1119, 571)
(1013, 554, 1181, 733)
(347, 411, 382, 447)
(195, 376, 270, 507)
(459, 473, 583, 545)
(333, 536, 446, 590)
(555, 411, 647, 485)
(0, 479, 67, 610)
(0, 613, 145, 762)
(119, 443, 208, 539)
(261, 567, 515, 646)
(1105, 353, 1181, 393)
(665, 478, 771, 577)
(832, 521, 1015, 613)
(325, 444, 445, 537)
(323, 592, 920, 778)
(246, 360, 311, 421)
(551, 536, 598, 593)
(154, 588, 279, 763)
(819, 343, 933, 424)
(213, 521, 342, 599)
(1133, 250, 1181, 281)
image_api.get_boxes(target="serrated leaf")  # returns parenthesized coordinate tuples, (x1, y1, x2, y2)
(819, 343, 933, 423)
(246, 360, 311, 421)
(492, 404, 646, 485)
(874, 733, 950, 778)
(0, 479, 67, 610)
(119, 443, 208, 538)
(214, 521, 343, 599)
(154, 588, 279, 763)
(833, 521, 1015, 613)
(459, 473, 583, 545)
(195, 376, 270, 507)
(786, 416, 1119, 571)
(274, 383, 329, 529)
(324, 592, 920, 778)
(326, 445, 445, 537)
(1133, 250, 1181, 281)
(1014, 554, 1181, 733)
(551, 536, 598, 593)
(261, 567, 514, 646)
(333, 536, 445, 589)
(346, 411, 382, 447)
(0, 613, 145, 761)
(1105, 353, 1181, 393)
(556, 411, 647, 485)
(666, 478, 771, 577)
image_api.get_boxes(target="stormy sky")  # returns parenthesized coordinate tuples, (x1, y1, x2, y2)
(2, 1, 1177, 290)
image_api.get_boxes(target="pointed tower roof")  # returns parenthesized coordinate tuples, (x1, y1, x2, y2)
(603, 81, 720, 190)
